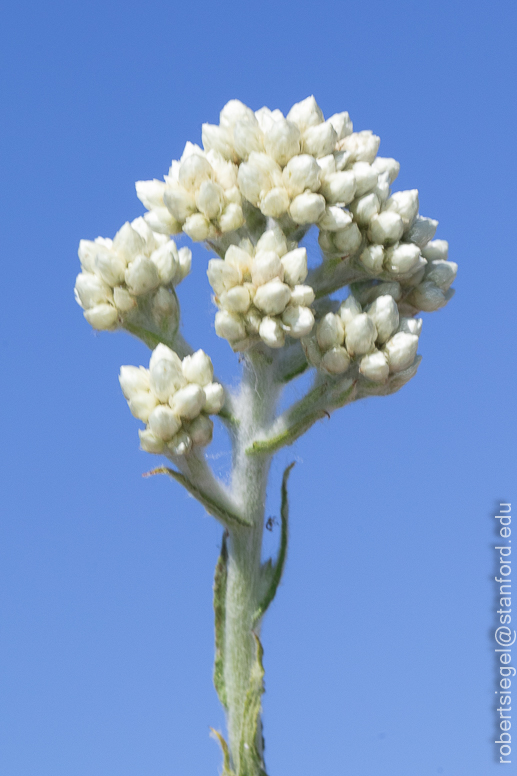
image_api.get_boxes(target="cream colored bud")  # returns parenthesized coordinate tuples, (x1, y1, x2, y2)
(374, 172, 391, 203)
(112, 222, 146, 262)
(384, 190, 419, 228)
(214, 310, 246, 341)
(282, 305, 315, 338)
(219, 203, 244, 232)
(95, 247, 126, 286)
(203, 382, 225, 414)
(207, 259, 241, 295)
(138, 428, 165, 454)
(425, 260, 457, 291)
(398, 317, 423, 336)
(167, 430, 193, 457)
(150, 242, 179, 284)
(237, 161, 270, 206)
(319, 171, 356, 204)
(119, 365, 150, 400)
(332, 223, 362, 255)
(260, 187, 290, 217)
(151, 287, 179, 324)
(281, 247, 308, 286)
(349, 192, 380, 226)
(125, 256, 160, 296)
(302, 121, 338, 158)
(384, 332, 419, 372)
(289, 192, 326, 224)
(183, 213, 211, 242)
(422, 239, 449, 262)
(328, 112, 353, 140)
(256, 227, 288, 257)
(78, 240, 98, 273)
(321, 346, 350, 374)
(352, 162, 378, 197)
(406, 216, 438, 248)
(225, 245, 252, 277)
(366, 295, 399, 343)
(178, 154, 212, 192)
(317, 313, 345, 351)
(406, 281, 447, 312)
(220, 285, 252, 314)
(188, 414, 214, 447)
(282, 154, 321, 196)
(220, 99, 256, 128)
(368, 211, 404, 244)
(233, 118, 264, 158)
(359, 244, 384, 274)
(384, 243, 422, 275)
(178, 247, 192, 280)
(259, 317, 285, 348)
(339, 130, 380, 164)
(359, 350, 389, 382)
(201, 124, 234, 160)
(251, 251, 284, 286)
(84, 304, 118, 330)
(163, 185, 196, 223)
(318, 206, 352, 231)
(149, 346, 185, 401)
(113, 287, 136, 312)
(345, 313, 377, 356)
(169, 384, 206, 419)
(253, 279, 291, 315)
(338, 295, 362, 327)
(290, 284, 315, 306)
(128, 391, 158, 423)
(144, 208, 181, 236)
(287, 96, 324, 132)
(75, 272, 113, 309)
(182, 350, 214, 386)
(148, 405, 183, 441)
(371, 157, 400, 183)
(317, 154, 336, 177)
(264, 119, 301, 166)
(193, 180, 224, 220)
(135, 179, 167, 210)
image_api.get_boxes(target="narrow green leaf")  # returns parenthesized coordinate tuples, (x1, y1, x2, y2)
(239, 634, 267, 776)
(213, 533, 228, 710)
(252, 463, 294, 626)
(143, 467, 252, 528)
(210, 728, 236, 776)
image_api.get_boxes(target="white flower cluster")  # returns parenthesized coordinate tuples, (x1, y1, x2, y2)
(119, 345, 225, 456)
(207, 227, 315, 349)
(303, 293, 422, 381)
(75, 217, 191, 331)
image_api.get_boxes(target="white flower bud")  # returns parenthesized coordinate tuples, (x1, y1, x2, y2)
(359, 244, 384, 274)
(425, 260, 457, 291)
(224, 245, 252, 277)
(149, 346, 185, 401)
(371, 157, 400, 183)
(207, 258, 241, 294)
(334, 150, 351, 171)
(151, 287, 179, 324)
(192, 180, 224, 220)
(182, 350, 214, 386)
(339, 131, 380, 164)
(128, 391, 158, 423)
(254, 107, 282, 133)
(368, 211, 404, 244)
(183, 213, 211, 241)
(237, 161, 270, 205)
(206, 151, 239, 189)
(78, 240, 99, 273)
(264, 119, 301, 166)
(319, 171, 356, 204)
(317, 313, 345, 350)
(289, 192, 326, 224)
(281, 247, 308, 285)
(282, 305, 314, 338)
(352, 162, 378, 197)
(328, 112, 353, 140)
(317, 154, 336, 177)
(260, 187, 290, 217)
(177, 154, 212, 193)
(253, 279, 291, 315)
(384, 190, 419, 228)
(84, 304, 119, 330)
(373, 171, 391, 203)
(302, 121, 338, 158)
(321, 346, 350, 374)
(169, 383, 206, 419)
(95, 246, 126, 286)
(259, 317, 285, 348)
(119, 365, 150, 399)
(406, 281, 447, 312)
(233, 118, 264, 158)
(256, 227, 288, 257)
(290, 284, 315, 306)
(220, 99, 256, 128)
(112, 286, 135, 312)
(406, 216, 438, 248)
(302, 336, 323, 367)
(421, 239, 449, 262)
(244, 309, 262, 334)
(251, 251, 284, 285)
(178, 247, 192, 280)
(366, 295, 399, 343)
(201, 124, 234, 160)
(282, 154, 321, 196)
(318, 206, 352, 231)
(215, 310, 246, 341)
(359, 349, 389, 382)
(287, 96, 324, 132)
(75, 272, 113, 309)
(150, 242, 179, 284)
(163, 185, 197, 223)
(220, 285, 252, 314)
(112, 222, 146, 262)
(345, 313, 377, 356)
(203, 382, 225, 414)
(223, 185, 241, 205)
(349, 192, 380, 226)
(338, 295, 362, 327)
(138, 428, 165, 454)
(384, 243, 422, 275)
(188, 414, 214, 447)
(148, 405, 183, 441)
(218, 203, 244, 232)
(135, 179, 167, 210)
(167, 430, 193, 456)
(398, 317, 422, 336)
(332, 223, 362, 255)
(384, 332, 419, 372)
(125, 256, 160, 296)
(144, 208, 181, 236)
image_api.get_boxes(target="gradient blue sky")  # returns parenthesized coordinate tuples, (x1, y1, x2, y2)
(1, 1, 516, 774)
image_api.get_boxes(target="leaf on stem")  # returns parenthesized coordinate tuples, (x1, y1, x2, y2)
(239, 633, 267, 776)
(213, 533, 229, 710)
(210, 728, 236, 776)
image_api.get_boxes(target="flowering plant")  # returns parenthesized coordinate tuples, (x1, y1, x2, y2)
(75, 96, 456, 775)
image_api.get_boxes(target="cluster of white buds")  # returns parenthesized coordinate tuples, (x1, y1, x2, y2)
(303, 293, 422, 381)
(207, 227, 315, 349)
(136, 142, 245, 241)
(119, 345, 225, 456)
(75, 217, 191, 331)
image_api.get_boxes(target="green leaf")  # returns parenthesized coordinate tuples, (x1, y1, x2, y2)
(253, 463, 295, 626)
(143, 467, 252, 528)
(213, 533, 229, 710)
(210, 728, 236, 776)
(238, 634, 267, 776)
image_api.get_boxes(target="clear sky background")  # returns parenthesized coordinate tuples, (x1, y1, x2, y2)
(1, 1, 516, 775)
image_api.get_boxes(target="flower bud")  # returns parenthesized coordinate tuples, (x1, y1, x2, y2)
(95, 246, 126, 286)
(138, 428, 165, 454)
(182, 350, 214, 386)
(169, 383, 205, 419)
(384, 332, 419, 372)
(178, 247, 192, 280)
(259, 317, 285, 348)
(353, 281, 402, 305)
(384, 190, 419, 228)
(144, 208, 181, 236)
(281, 247, 308, 285)
(264, 119, 301, 166)
(150, 242, 179, 284)
(332, 223, 362, 255)
(119, 366, 150, 399)
(406, 281, 447, 312)
(84, 304, 119, 330)
(220, 99, 256, 128)
(167, 430, 193, 456)
(178, 154, 212, 191)
(219, 203, 244, 232)
(148, 405, 183, 441)
(256, 227, 288, 257)
(328, 112, 353, 140)
(290, 284, 315, 306)
(287, 96, 324, 131)
(421, 239, 449, 262)
(112, 287, 135, 312)
(188, 414, 214, 447)
(260, 187, 290, 217)
(384, 243, 422, 275)
(151, 288, 179, 327)
(371, 157, 400, 183)
(282, 154, 321, 196)
(352, 162, 378, 197)
(183, 213, 211, 241)
(317, 313, 345, 350)
(339, 130, 380, 164)
(232, 117, 264, 159)
(163, 185, 197, 223)
(425, 260, 457, 291)
(338, 295, 362, 327)
(125, 256, 160, 296)
(359, 244, 384, 274)
(368, 211, 404, 244)
(149, 345, 185, 401)
(319, 206, 352, 231)
(215, 310, 246, 342)
(282, 305, 315, 338)
(207, 259, 241, 294)
(253, 279, 291, 315)
(128, 391, 158, 423)
(194, 180, 224, 220)
(345, 313, 377, 356)
(321, 346, 350, 374)
(112, 222, 146, 262)
(349, 192, 380, 226)
(203, 382, 225, 414)
(251, 251, 284, 285)
(406, 216, 438, 248)
(220, 285, 252, 314)
(359, 349, 389, 382)
(373, 171, 391, 203)
(75, 272, 113, 309)
(78, 240, 99, 273)
(289, 192, 326, 224)
(317, 154, 336, 177)
(302, 121, 338, 158)
(237, 161, 270, 205)
(319, 171, 356, 204)
(135, 179, 167, 210)
(366, 295, 399, 343)
(398, 317, 423, 336)
(201, 124, 234, 160)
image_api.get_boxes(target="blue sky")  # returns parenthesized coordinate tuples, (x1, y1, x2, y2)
(1, 1, 516, 774)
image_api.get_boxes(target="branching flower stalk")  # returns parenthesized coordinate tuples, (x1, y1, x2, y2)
(74, 96, 456, 775)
